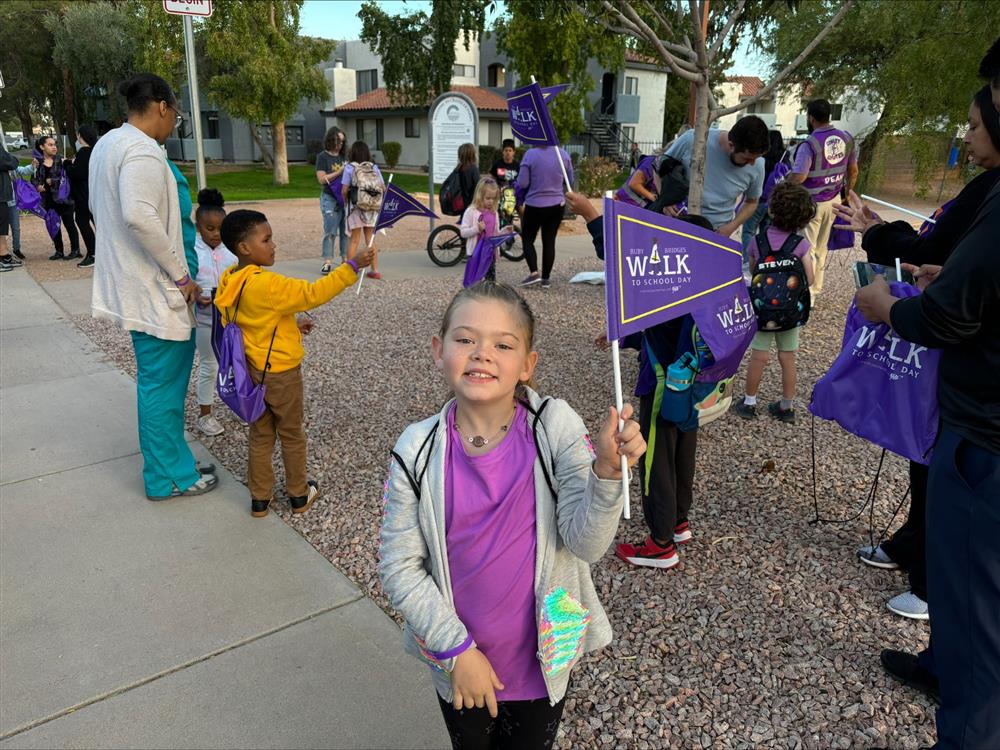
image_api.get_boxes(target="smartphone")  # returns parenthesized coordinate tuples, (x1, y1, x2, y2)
(852, 262, 915, 289)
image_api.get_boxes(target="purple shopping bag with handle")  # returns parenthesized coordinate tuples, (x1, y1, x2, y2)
(809, 282, 939, 464)
(214, 278, 276, 423)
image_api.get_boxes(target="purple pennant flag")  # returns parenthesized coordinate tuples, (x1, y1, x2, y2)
(507, 82, 560, 146)
(463, 232, 516, 287)
(690, 286, 757, 383)
(375, 182, 437, 232)
(324, 172, 344, 206)
(603, 197, 744, 341)
(540, 83, 570, 102)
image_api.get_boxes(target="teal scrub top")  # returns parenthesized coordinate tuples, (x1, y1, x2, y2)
(167, 159, 198, 278)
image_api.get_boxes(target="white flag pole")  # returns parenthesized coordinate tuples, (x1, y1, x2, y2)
(860, 194, 935, 224)
(895, 256, 903, 282)
(356, 172, 393, 296)
(530, 75, 572, 193)
(603, 190, 631, 520)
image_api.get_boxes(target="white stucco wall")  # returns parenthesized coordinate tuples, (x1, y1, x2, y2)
(620, 67, 668, 146)
(452, 35, 481, 87)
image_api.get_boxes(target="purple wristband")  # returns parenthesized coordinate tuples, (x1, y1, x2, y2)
(174, 274, 191, 288)
(429, 633, 475, 661)
(346, 259, 359, 273)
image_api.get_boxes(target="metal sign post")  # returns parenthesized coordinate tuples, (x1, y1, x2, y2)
(162, 0, 212, 191)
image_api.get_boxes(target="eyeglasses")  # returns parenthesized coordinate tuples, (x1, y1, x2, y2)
(165, 103, 185, 128)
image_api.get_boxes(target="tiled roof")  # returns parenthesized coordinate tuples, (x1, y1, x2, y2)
(335, 85, 508, 113)
(624, 50, 660, 66)
(729, 75, 765, 98)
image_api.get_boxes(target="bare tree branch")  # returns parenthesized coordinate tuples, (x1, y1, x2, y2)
(712, 0, 855, 118)
(638, 0, 698, 60)
(709, 0, 746, 62)
(616, 0, 702, 82)
(591, 1, 642, 36)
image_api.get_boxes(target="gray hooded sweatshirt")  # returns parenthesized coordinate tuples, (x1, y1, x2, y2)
(379, 388, 624, 706)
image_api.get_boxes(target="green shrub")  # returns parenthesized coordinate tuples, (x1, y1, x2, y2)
(478, 145, 499, 170)
(381, 141, 402, 168)
(576, 156, 625, 197)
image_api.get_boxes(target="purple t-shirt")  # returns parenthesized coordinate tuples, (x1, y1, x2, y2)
(749, 226, 811, 268)
(444, 403, 547, 701)
(615, 156, 657, 206)
(516, 146, 573, 208)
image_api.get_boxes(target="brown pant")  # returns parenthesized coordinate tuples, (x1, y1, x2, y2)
(247, 364, 308, 500)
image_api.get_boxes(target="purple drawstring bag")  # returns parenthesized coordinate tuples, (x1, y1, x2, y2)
(14, 178, 43, 216)
(44, 209, 62, 239)
(827, 215, 855, 250)
(214, 277, 276, 424)
(324, 172, 344, 206)
(809, 282, 940, 464)
(56, 174, 71, 203)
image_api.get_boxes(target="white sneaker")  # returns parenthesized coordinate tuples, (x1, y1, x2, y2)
(887, 591, 929, 621)
(196, 414, 225, 437)
(857, 543, 900, 570)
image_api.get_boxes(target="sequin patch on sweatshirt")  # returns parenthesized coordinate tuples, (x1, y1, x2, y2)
(582, 434, 597, 459)
(413, 632, 448, 673)
(539, 587, 590, 676)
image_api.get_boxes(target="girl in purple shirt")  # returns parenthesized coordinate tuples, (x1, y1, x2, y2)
(380, 281, 645, 749)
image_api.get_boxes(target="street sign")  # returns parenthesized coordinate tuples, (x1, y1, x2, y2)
(162, 0, 212, 17)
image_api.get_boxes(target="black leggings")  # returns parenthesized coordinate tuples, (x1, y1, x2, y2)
(74, 202, 96, 257)
(880, 461, 928, 600)
(438, 694, 565, 750)
(48, 201, 80, 256)
(521, 203, 563, 280)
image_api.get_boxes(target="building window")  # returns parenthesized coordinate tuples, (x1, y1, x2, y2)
(746, 99, 775, 115)
(830, 103, 844, 120)
(622, 125, 636, 142)
(356, 119, 365, 142)
(405, 117, 420, 138)
(355, 119, 383, 149)
(205, 111, 219, 139)
(375, 119, 384, 150)
(624, 76, 639, 95)
(487, 63, 506, 88)
(285, 126, 304, 146)
(488, 120, 503, 147)
(453, 64, 475, 78)
(356, 69, 378, 95)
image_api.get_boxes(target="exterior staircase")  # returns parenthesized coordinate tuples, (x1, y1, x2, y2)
(583, 113, 628, 166)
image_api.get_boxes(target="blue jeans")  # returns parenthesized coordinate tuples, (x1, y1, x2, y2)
(740, 202, 770, 263)
(7, 200, 20, 252)
(320, 192, 347, 260)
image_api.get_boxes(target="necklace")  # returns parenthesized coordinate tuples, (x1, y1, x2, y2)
(454, 408, 515, 448)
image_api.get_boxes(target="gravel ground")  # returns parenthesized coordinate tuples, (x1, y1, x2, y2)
(40, 204, 936, 749)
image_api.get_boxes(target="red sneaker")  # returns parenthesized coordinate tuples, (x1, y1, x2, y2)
(367, 271, 382, 280)
(673, 521, 693, 545)
(616, 537, 679, 569)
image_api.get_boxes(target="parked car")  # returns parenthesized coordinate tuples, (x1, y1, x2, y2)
(4, 134, 28, 150)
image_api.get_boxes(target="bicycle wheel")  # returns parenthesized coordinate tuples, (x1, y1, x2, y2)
(427, 224, 465, 267)
(499, 233, 524, 262)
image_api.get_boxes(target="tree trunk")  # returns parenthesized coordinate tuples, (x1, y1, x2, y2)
(249, 124, 274, 168)
(17, 99, 33, 140)
(855, 100, 892, 195)
(106, 79, 121, 124)
(686, 81, 712, 215)
(62, 68, 76, 144)
(271, 119, 289, 185)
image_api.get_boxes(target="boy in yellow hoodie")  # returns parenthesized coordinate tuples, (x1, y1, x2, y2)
(215, 209, 373, 517)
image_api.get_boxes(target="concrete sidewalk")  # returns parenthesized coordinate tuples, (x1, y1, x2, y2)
(0, 269, 448, 749)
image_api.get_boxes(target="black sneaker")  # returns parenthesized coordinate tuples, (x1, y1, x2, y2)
(65, 251, 82, 260)
(767, 401, 796, 424)
(540, 278, 552, 289)
(77, 255, 95, 267)
(880, 649, 939, 703)
(734, 401, 757, 419)
(289, 479, 320, 514)
(0, 254, 22, 266)
(49, 252, 65, 261)
(12, 248, 25, 260)
(251, 497, 272, 518)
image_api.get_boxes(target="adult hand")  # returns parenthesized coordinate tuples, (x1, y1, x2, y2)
(716, 221, 737, 238)
(565, 191, 599, 222)
(593, 332, 610, 351)
(477, 219, 486, 233)
(903, 263, 943, 291)
(297, 316, 315, 335)
(31, 158, 39, 170)
(353, 246, 375, 269)
(593, 403, 645, 480)
(177, 281, 201, 305)
(662, 204, 682, 218)
(854, 275, 896, 324)
(833, 191, 882, 234)
(451, 647, 504, 717)
(196, 294, 212, 308)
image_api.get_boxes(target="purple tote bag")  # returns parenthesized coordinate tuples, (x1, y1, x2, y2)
(809, 282, 939, 464)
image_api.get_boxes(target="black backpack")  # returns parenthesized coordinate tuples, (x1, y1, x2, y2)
(644, 155, 690, 215)
(438, 168, 466, 216)
(749, 230, 810, 332)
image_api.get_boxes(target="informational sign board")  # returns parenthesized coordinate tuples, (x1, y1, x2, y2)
(162, 0, 213, 17)
(428, 93, 478, 185)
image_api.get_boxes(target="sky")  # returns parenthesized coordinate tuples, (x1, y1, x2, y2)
(299, 0, 766, 77)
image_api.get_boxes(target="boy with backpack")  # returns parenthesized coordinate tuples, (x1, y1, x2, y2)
(734, 181, 816, 424)
(341, 140, 385, 279)
(214, 209, 373, 517)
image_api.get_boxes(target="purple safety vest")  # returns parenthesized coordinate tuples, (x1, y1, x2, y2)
(802, 128, 854, 202)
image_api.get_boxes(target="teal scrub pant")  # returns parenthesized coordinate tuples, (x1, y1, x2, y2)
(130, 331, 199, 497)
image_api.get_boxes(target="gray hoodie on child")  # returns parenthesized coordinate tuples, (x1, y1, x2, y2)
(379, 388, 624, 706)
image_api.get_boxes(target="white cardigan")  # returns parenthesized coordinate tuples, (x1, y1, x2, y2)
(90, 123, 193, 341)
